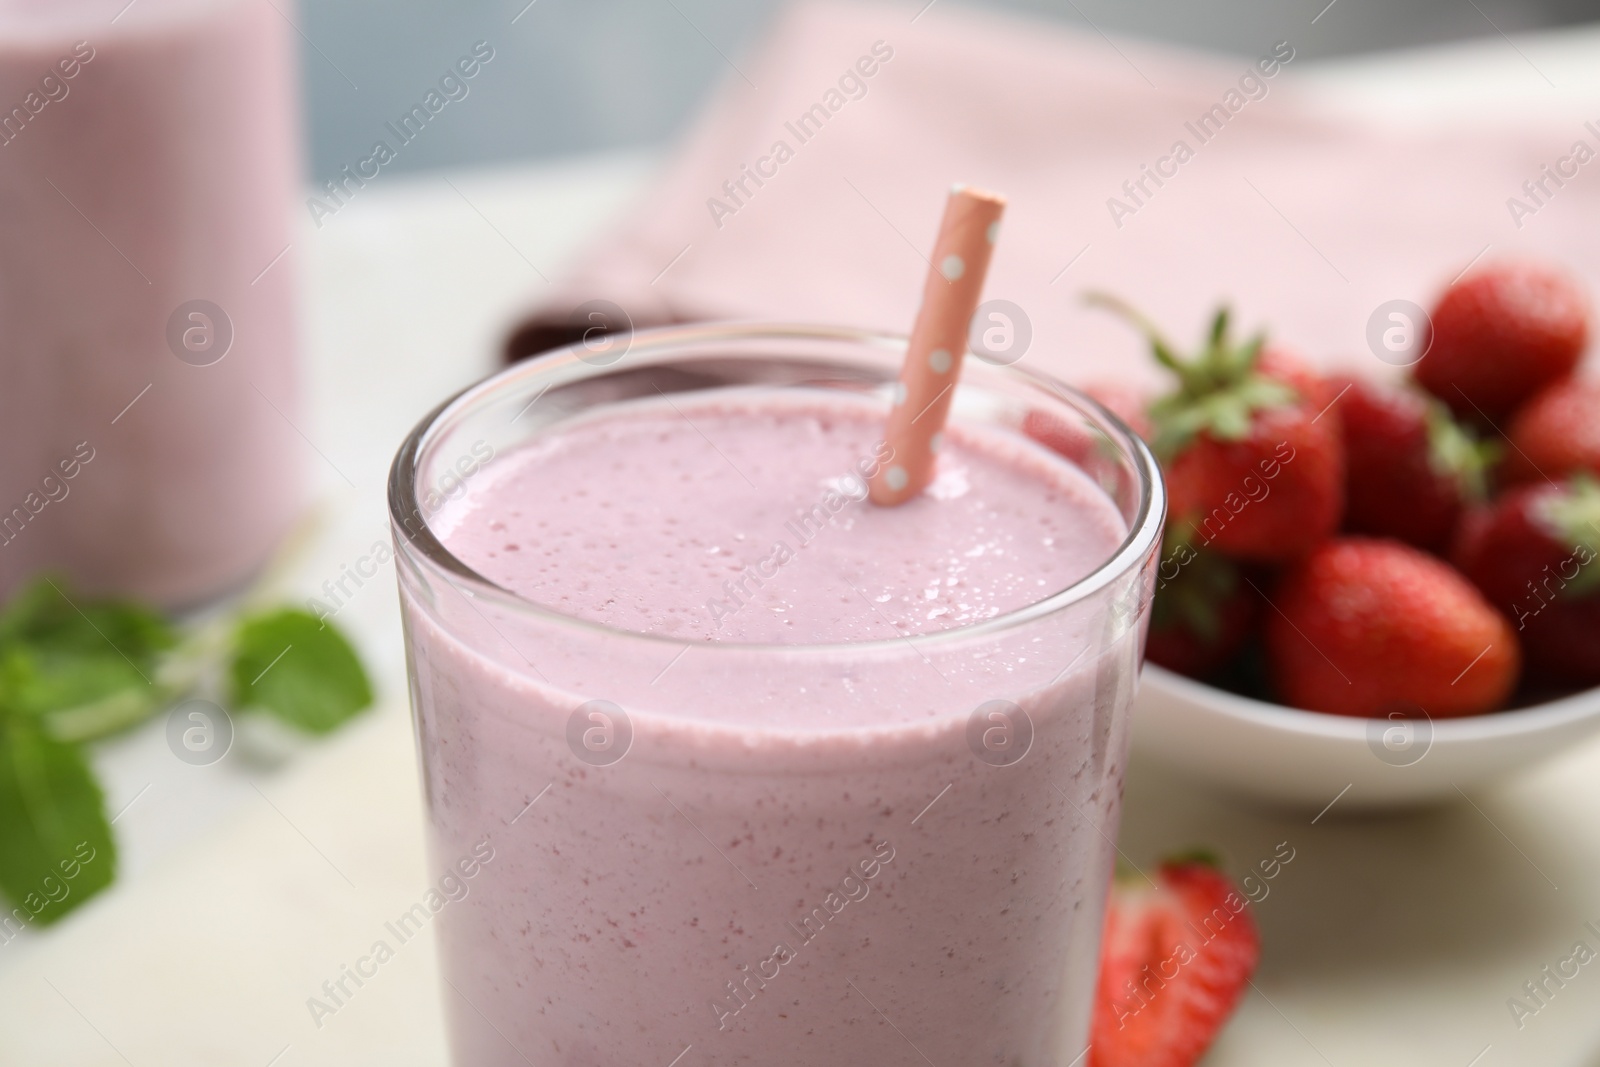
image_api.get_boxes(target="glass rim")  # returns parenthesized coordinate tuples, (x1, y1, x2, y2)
(387, 320, 1166, 657)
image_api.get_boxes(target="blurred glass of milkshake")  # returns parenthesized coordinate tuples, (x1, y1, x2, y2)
(0, 0, 304, 605)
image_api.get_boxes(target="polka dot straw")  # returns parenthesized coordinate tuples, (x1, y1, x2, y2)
(868, 185, 1006, 506)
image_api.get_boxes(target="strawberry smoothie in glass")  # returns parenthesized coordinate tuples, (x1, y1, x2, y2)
(390, 324, 1163, 1066)
(0, 0, 303, 605)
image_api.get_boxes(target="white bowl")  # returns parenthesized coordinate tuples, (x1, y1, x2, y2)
(1131, 664, 1600, 811)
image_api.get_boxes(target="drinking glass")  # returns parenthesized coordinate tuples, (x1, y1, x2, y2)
(389, 323, 1164, 1066)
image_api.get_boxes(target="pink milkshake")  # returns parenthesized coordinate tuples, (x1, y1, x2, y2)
(0, 0, 302, 605)
(391, 325, 1163, 1066)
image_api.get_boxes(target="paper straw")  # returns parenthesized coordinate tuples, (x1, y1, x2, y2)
(869, 185, 1006, 506)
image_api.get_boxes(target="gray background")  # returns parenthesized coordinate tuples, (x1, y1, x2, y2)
(297, 0, 1600, 180)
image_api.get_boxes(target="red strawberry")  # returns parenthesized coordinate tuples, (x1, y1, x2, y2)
(1330, 375, 1493, 554)
(1023, 384, 1153, 469)
(1146, 534, 1258, 679)
(1415, 262, 1589, 423)
(1088, 295, 1344, 562)
(1453, 477, 1600, 684)
(1502, 378, 1600, 485)
(1265, 537, 1519, 717)
(1083, 380, 1155, 441)
(1090, 858, 1260, 1067)
(1255, 347, 1332, 410)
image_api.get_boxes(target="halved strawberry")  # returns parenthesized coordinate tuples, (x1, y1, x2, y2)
(1090, 857, 1261, 1067)
(1089, 295, 1344, 562)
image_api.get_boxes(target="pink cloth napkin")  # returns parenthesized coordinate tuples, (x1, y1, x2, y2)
(508, 0, 1600, 390)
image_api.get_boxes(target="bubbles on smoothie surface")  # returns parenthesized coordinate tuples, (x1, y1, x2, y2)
(438, 401, 1123, 643)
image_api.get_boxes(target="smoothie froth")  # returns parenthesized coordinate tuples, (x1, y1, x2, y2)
(435, 398, 1123, 645)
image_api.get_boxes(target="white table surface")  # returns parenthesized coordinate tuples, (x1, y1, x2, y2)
(5, 26, 1600, 1067)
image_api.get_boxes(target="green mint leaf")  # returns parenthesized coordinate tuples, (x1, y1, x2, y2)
(0, 647, 160, 743)
(0, 646, 148, 717)
(39, 689, 162, 745)
(0, 576, 176, 664)
(0, 708, 115, 927)
(0, 577, 173, 742)
(228, 609, 373, 734)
